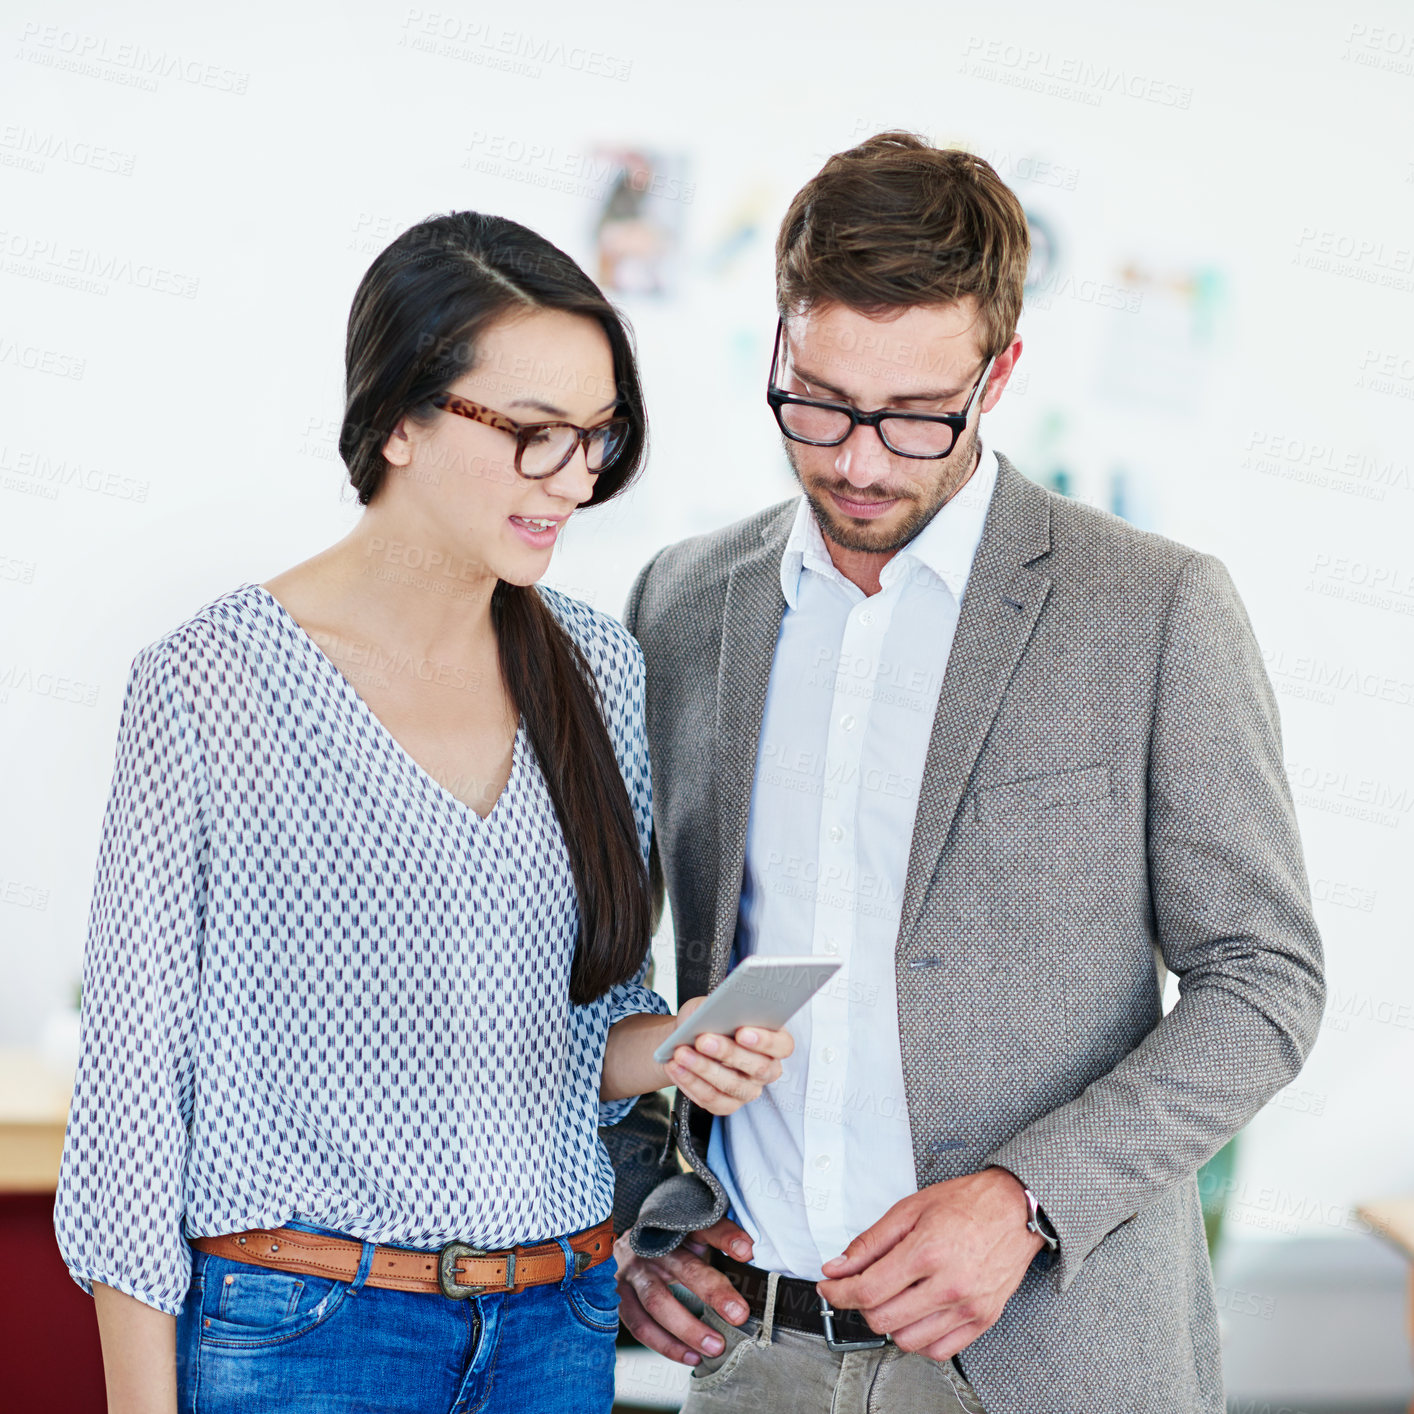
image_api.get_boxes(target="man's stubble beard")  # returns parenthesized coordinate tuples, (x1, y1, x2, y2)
(784, 420, 984, 555)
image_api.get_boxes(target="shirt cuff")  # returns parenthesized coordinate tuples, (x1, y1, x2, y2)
(599, 985, 672, 1127)
(604, 981, 672, 1033)
(66, 1264, 186, 1317)
(598, 1092, 647, 1128)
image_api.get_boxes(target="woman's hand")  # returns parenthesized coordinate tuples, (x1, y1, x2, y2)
(600, 1003, 794, 1107)
(662, 996, 794, 1115)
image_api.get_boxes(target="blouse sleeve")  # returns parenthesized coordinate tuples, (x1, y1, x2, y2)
(596, 625, 671, 1128)
(53, 640, 209, 1314)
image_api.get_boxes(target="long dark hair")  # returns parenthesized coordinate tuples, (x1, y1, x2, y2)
(339, 212, 651, 1005)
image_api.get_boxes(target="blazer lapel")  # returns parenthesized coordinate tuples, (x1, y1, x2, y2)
(699, 462, 1052, 972)
(896, 452, 1054, 950)
(706, 507, 793, 990)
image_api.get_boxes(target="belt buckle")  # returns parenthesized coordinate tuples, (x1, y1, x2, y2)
(437, 1241, 515, 1299)
(818, 1295, 888, 1353)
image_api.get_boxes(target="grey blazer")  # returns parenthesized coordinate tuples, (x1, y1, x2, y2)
(601, 451, 1325, 1414)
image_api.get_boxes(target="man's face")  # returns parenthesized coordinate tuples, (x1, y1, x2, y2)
(776, 299, 1001, 555)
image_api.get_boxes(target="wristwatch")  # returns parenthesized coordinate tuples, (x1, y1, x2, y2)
(1022, 1186, 1059, 1252)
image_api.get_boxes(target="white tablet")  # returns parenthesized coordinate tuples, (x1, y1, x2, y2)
(652, 955, 842, 1065)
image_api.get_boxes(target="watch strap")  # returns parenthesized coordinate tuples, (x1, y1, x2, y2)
(1023, 1186, 1060, 1251)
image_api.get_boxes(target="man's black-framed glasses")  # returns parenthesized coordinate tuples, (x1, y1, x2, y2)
(766, 316, 996, 460)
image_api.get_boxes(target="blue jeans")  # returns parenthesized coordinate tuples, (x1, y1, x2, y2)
(175, 1219, 621, 1413)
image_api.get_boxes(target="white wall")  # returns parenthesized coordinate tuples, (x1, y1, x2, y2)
(3, 0, 1410, 1258)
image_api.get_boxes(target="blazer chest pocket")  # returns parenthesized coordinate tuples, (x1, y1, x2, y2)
(972, 763, 1113, 824)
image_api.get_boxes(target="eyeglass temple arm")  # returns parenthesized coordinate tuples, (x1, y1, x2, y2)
(770, 315, 999, 433)
(972, 353, 998, 417)
(773, 315, 996, 404)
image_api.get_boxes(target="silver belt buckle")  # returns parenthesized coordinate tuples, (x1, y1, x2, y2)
(818, 1295, 888, 1352)
(437, 1240, 515, 1299)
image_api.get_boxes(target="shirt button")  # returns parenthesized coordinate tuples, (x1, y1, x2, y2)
(822, 1046, 836, 1062)
(840, 714, 855, 731)
(828, 824, 844, 842)
(859, 610, 874, 626)
(815, 1154, 832, 1171)
(823, 938, 839, 954)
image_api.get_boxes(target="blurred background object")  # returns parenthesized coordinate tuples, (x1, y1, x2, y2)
(0, 1050, 106, 1407)
(592, 147, 688, 295)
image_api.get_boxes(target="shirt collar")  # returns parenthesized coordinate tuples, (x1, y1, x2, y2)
(779, 445, 1000, 609)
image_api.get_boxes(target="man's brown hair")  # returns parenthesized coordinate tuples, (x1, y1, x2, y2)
(775, 131, 1030, 361)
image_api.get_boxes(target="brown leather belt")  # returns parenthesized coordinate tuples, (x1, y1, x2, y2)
(191, 1218, 614, 1299)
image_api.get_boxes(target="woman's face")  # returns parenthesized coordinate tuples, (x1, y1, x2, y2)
(380, 306, 620, 588)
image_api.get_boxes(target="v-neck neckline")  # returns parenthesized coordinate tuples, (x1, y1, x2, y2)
(244, 581, 525, 828)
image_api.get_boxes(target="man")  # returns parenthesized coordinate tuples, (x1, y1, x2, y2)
(603, 132, 1325, 1414)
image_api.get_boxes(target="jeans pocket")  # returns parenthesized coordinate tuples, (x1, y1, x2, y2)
(197, 1253, 352, 1350)
(564, 1256, 621, 1334)
(218, 1268, 304, 1325)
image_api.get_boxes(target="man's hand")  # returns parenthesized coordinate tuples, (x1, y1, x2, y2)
(615, 1218, 756, 1364)
(814, 1167, 1045, 1362)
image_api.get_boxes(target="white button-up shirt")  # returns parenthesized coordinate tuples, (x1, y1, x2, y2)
(706, 447, 999, 1281)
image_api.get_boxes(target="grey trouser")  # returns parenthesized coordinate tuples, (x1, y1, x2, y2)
(676, 1280, 987, 1414)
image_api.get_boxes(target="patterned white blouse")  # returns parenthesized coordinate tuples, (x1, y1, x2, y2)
(53, 581, 669, 1315)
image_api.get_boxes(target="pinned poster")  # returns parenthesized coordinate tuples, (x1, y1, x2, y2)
(591, 147, 691, 297)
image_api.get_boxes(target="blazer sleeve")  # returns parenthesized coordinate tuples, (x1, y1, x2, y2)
(983, 551, 1326, 1292)
(52, 641, 209, 1314)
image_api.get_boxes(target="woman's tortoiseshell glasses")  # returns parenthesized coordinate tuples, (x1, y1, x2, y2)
(430, 392, 632, 479)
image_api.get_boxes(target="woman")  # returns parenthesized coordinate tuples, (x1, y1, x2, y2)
(53, 211, 792, 1414)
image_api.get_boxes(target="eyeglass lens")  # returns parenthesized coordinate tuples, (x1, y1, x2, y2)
(520, 422, 629, 477)
(776, 402, 960, 457)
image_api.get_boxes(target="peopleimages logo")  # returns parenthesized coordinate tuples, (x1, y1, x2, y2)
(1261, 647, 1414, 709)
(462, 135, 694, 203)
(0, 229, 200, 299)
(1293, 226, 1414, 293)
(14, 22, 250, 94)
(959, 37, 1193, 108)
(1241, 430, 1411, 503)
(0, 336, 85, 380)
(1340, 22, 1414, 76)
(0, 124, 137, 177)
(0, 445, 149, 502)
(397, 10, 632, 81)
(0, 662, 101, 707)
(1284, 755, 1410, 831)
